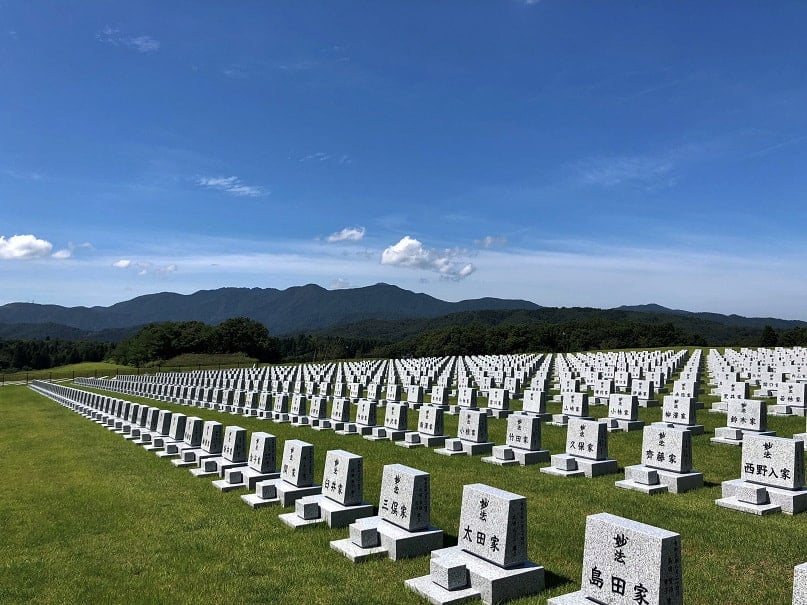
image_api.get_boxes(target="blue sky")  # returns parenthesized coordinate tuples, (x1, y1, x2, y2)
(2, 1, 807, 319)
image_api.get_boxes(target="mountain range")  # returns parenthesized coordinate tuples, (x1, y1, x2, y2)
(0, 283, 803, 342)
(0, 283, 539, 339)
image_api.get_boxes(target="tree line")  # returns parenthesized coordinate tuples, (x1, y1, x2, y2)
(5, 317, 807, 372)
(0, 338, 112, 373)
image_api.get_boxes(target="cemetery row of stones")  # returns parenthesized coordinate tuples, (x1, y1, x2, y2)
(30, 345, 807, 605)
(72, 348, 807, 488)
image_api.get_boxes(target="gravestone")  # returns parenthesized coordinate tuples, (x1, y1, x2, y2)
(711, 399, 775, 446)
(280, 449, 373, 528)
(486, 388, 511, 419)
(315, 397, 350, 432)
(399, 405, 447, 449)
(615, 425, 703, 494)
(551, 393, 593, 427)
(716, 434, 807, 515)
(430, 386, 449, 408)
(157, 414, 195, 458)
(143, 409, 173, 451)
(600, 394, 644, 432)
(241, 439, 320, 508)
(541, 418, 618, 478)
(338, 399, 377, 436)
(407, 384, 425, 408)
(171, 419, 222, 467)
(366, 401, 408, 441)
(289, 394, 309, 425)
(630, 379, 658, 407)
(591, 378, 615, 404)
(405, 483, 544, 605)
(653, 395, 704, 435)
(548, 512, 682, 605)
(794, 563, 807, 605)
(521, 389, 550, 421)
(132, 406, 160, 445)
(449, 387, 477, 415)
(770, 382, 807, 417)
(436, 408, 493, 457)
(308, 396, 328, 427)
(191, 425, 247, 477)
(213, 431, 279, 492)
(332, 463, 444, 562)
(482, 413, 549, 466)
(120, 403, 143, 438)
(272, 393, 290, 423)
(386, 384, 401, 403)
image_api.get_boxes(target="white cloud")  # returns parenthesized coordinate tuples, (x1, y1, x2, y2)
(475, 235, 507, 249)
(111, 259, 175, 276)
(96, 26, 160, 53)
(326, 226, 366, 243)
(297, 152, 352, 165)
(52, 242, 93, 260)
(299, 152, 332, 162)
(330, 278, 351, 290)
(381, 236, 476, 281)
(128, 36, 160, 53)
(197, 175, 266, 197)
(0, 234, 53, 260)
(576, 155, 675, 189)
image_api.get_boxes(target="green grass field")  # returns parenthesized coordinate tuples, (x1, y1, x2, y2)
(1, 355, 805, 603)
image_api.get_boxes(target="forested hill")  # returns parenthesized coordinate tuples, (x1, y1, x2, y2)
(0, 283, 539, 336)
(308, 306, 795, 346)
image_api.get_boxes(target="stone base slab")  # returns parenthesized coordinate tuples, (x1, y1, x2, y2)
(279, 495, 374, 529)
(241, 481, 321, 509)
(717, 479, 807, 515)
(406, 546, 544, 605)
(331, 517, 443, 562)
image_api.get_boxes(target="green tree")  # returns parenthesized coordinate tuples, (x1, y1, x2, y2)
(760, 324, 779, 347)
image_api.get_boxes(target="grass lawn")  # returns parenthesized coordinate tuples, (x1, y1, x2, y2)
(1, 353, 806, 604)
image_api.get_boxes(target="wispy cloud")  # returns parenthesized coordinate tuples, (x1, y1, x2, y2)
(52, 242, 93, 260)
(575, 154, 676, 189)
(3, 168, 45, 181)
(112, 259, 177, 276)
(0, 234, 53, 260)
(298, 152, 352, 165)
(381, 236, 475, 281)
(96, 26, 160, 53)
(475, 235, 507, 249)
(197, 175, 266, 197)
(330, 278, 351, 290)
(326, 226, 366, 243)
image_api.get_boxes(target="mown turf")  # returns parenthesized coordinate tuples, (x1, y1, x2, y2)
(1, 353, 806, 604)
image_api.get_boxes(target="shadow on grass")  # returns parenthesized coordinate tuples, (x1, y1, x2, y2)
(442, 531, 458, 548)
(544, 568, 574, 591)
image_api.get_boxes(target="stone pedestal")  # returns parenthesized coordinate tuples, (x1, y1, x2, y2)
(240, 479, 321, 509)
(212, 468, 279, 492)
(405, 546, 544, 605)
(616, 464, 704, 494)
(711, 427, 775, 446)
(540, 454, 618, 478)
(716, 479, 807, 515)
(331, 517, 443, 562)
(279, 494, 374, 528)
(435, 438, 493, 457)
